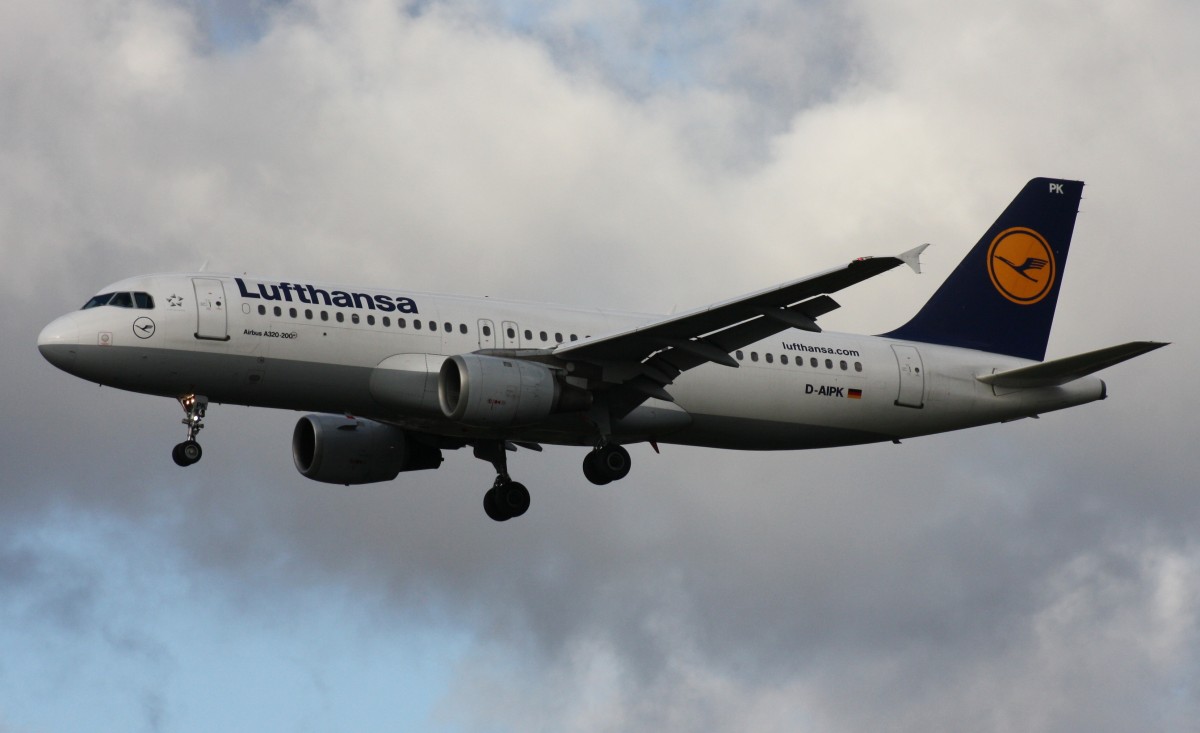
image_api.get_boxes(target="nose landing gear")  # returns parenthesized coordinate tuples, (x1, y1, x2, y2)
(172, 394, 208, 467)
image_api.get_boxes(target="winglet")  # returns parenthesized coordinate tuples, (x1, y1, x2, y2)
(897, 243, 930, 274)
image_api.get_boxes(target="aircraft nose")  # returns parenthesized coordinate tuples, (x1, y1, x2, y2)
(38, 315, 79, 372)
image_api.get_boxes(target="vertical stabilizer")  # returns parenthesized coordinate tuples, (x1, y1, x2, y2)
(883, 178, 1083, 361)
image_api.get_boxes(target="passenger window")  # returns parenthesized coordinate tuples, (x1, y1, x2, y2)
(524, 329, 532, 340)
(82, 293, 113, 309)
(274, 306, 282, 317)
(810, 358, 818, 368)
(398, 318, 406, 328)
(539, 331, 548, 342)
(289, 308, 297, 318)
(570, 334, 578, 341)
(414, 320, 422, 330)
(321, 311, 329, 321)
(367, 315, 375, 326)
(765, 353, 774, 364)
(460, 324, 468, 334)
(133, 292, 154, 309)
(506, 327, 515, 338)
(444, 322, 452, 333)
(481, 324, 491, 336)
(305, 309, 313, 320)
(382, 316, 391, 327)
(351, 314, 360, 324)
(258, 305, 266, 315)
(109, 292, 133, 308)
(751, 352, 759, 362)
(840, 360, 848, 370)
(736, 350, 744, 361)
(825, 359, 833, 369)
(336, 312, 344, 323)
(555, 333, 563, 343)
(855, 362, 863, 372)
(781, 355, 788, 365)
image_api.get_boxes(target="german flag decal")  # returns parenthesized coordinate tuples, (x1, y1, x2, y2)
(848, 388, 863, 399)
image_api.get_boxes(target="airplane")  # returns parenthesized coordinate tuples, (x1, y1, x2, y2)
(38, 178, 1167, 521)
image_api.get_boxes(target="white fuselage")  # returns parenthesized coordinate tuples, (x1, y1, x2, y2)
(38, 273, 1107, 450)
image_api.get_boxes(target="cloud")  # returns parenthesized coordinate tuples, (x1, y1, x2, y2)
(3, 0, 1198, 730)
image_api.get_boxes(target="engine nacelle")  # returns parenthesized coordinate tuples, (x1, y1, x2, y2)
(292, 414, 443, 485)
(438, 354, 590, 427)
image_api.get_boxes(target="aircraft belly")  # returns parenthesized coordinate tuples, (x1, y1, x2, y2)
(369, 354, 443, 416)
(666, 413, 888, 450)
(64, 344, 376, 414)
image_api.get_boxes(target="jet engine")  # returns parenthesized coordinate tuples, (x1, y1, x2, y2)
(438, 354, 591, 427)
(292, 414, 443, 485)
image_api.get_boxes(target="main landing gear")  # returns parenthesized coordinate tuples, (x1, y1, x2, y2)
(582, 443, 631, 485)
(171, 394, 208, 467)
(473, 441, 635, 522)
(475, 442, 531, 522)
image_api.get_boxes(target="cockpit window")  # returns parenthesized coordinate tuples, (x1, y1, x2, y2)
(81, 291, 156, 310)
(82, 293, 114, 309)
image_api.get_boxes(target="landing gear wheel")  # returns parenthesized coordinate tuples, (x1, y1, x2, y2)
(584, 444, 631, 484)
(484, 480, 531, 522)
(475, 441, 533, 522)
(501, 481, 530, 518)
(483, 487, 510, 522)
(582, 451, 612, 485)
(172, 439, 202, 467)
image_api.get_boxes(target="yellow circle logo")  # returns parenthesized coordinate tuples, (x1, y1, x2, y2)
(987, 227, 1056, 305)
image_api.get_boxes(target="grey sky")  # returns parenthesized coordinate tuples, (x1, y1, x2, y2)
(2, 0, 1197, 731)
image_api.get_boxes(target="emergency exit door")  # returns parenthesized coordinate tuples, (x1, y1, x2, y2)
(892, 344, 925, 408)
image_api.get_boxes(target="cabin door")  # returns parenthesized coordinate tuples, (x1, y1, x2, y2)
(192, 278, 229, 341)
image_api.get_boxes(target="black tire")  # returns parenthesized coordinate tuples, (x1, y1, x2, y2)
(582, 451, 612, 486)
(180, 440, 202, 465)
(171, 443, 189, 467)
(597, 444, 631, 481)
(503, 481, 530, 518)
(483, 487, 510, 522)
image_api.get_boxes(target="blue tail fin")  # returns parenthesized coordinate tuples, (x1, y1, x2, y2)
(883, 177, 1084, 361)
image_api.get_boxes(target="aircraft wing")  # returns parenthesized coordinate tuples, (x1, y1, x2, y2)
(552, 244, 928, 405)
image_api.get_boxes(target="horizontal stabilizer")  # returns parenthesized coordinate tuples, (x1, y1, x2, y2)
(978, 341, 1168, 388)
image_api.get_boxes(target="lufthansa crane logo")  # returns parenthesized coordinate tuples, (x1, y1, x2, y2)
(987, 227, 1056, 305)
(133, 317, 156, 339)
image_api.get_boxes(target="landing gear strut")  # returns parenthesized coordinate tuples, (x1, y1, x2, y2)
(582, 443, 631, 485)
(172, 394, 208, 467)
(475, 442, 530, 522)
